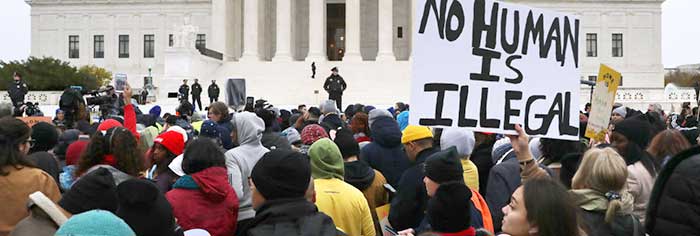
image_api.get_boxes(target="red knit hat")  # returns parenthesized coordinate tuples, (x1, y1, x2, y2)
(98, 119, 123, 132)
(301, 124, 328, 145)
(65, 140, 89, 166)
(154, 131, 185, 156)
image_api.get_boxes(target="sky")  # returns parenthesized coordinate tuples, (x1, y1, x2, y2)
(0, 0, 699, 68)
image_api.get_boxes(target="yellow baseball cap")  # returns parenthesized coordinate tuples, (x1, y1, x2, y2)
(401, 125, 434, 144)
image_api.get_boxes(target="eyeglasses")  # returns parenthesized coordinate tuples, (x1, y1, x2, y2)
(25, 139, 36, 148)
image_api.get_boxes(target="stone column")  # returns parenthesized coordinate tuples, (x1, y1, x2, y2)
(273, 0, 293, 61)
(343, 0, 362, 61)
(211, 0, 234, 61)
(409, 0, 416, 60)
(306, 0, 327, 62)
(240, 0, 260, 61)
(376, 0, 395, 61)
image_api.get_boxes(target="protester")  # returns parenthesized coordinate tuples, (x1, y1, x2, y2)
(0, 117, 61, 235)
(75, 126, 144, 180)
(59, 140, 88, 190)
(570, 148, 643, 235)
(116, 179, 178, 236)
(148, 130, 185, 192)
(361, 109, 410, 187)
(389, 125, 439, 231)
(167, 139, 238, 236)
(255, 107, 291, 150)
(207, 102, 234, 148)
(610, 118, 658, 224)
(9, 192, 70, 236)
(199, 120, 232, 151)
(471, 132, 496, 195)
(295, 107, 321, 132)
(27, 122, 61, 184)
(55, 210, 135, 236)
(500, 178, 581, 236)
(319, 99, 346, 133)
(309, 138, 375, 236)
(440, 128, 480, 191)
(59, 167, 121, 214)
(281, 127, 302, 152)
(54, 129, 80, 164)
(426, 183, 478, 236)
(52, 109, 66, 127)
(646, 129, 691, 168)
(223, 112, 269, 234)
(300, 124, 328, 154)
(646, 145, 700, 235)
(334, 128, 388, 235)
(0, 102, 13, 118)
(349, 112, 371, 144)
(245, 149, 339, 236)
(536, 138, 582, 178)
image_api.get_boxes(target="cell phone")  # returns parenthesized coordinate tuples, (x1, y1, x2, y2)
(383, 184, 397, 193)
(114, 74, 128, 93)
(246, 97, 254, 107)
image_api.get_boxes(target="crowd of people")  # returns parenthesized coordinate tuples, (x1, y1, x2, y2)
(1, 82, 700, 236)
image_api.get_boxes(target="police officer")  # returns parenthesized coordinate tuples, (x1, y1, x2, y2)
(179, 79, 189, 103)
(208, 80, 220, 103)
(191, 78, 203, 111)
(323, 67, 346, 110)
(8, 72, 28, 117)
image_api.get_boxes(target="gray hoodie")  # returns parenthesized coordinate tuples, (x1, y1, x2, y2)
(224, 112, 270, 221)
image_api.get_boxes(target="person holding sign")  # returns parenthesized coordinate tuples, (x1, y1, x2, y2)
(323, 67, 346, 110)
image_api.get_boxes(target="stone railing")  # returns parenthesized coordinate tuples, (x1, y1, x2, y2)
(0, 91, 63, 105)
(579, 87, 696, 112)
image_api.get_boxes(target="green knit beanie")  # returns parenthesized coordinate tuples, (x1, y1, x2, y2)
(309, 138, 345, 180)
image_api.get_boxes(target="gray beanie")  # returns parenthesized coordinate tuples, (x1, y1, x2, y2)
(368, 109, 393, 127)
(613, 106, 627, 118)
(440, 128, 475, 157)
(320, 100, 338, 114)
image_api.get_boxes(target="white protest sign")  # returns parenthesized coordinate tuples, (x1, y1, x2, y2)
(410, 0, 581, 140)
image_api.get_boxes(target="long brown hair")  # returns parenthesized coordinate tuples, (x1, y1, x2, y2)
(0, 117, 36, 175)
(523, 178, 581, 236)
(647, 129, 691, 162)
(76, 127, 144, 177)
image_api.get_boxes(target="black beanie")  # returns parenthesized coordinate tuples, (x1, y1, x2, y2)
(613, 118, 652, 149)
(59, 167, 118, 214)
(424, 147, 463, 183)
(31, 122, 59, 152)
(333, 129, 360, 159)
(116, 179, 177, 236)
(251, 149, 311, 200)
(428, 182, 472, 233)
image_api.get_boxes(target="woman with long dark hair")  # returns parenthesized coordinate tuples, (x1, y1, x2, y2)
(0, 117, 61, 234)
(75, 126, 144, 182)
(147, 130, 184, 192)
(501, 178, 581, 236)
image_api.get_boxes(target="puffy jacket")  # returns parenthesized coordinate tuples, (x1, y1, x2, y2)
(360, 116, 410, 187)
(388, 147, 438, 231)
(166, 167, 239, 236)
(646, 146, 700, 235)
(244, 198, 338, 236)
(261, 131, 292, 151)
(208, 84, 220, 98)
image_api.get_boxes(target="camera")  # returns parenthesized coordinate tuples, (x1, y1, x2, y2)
(24, 102, 44, 117)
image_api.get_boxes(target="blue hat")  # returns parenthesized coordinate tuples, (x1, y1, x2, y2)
(56, 210, 136, 236)
(56, 109, 64, 115)
(149, 105, 162, 118)
(200, 120, 220, 139)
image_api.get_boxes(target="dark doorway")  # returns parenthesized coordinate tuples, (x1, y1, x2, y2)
(327, 3, 345, 61)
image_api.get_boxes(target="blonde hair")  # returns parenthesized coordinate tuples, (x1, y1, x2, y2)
(572, 147, 628, 223)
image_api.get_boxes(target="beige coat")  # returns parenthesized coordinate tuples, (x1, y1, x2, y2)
(0, 166, 61, 236)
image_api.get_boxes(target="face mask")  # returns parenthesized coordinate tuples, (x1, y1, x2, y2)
(15, 80, 20, 84)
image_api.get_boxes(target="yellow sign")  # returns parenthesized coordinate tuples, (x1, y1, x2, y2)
(585, 64, 622, 141)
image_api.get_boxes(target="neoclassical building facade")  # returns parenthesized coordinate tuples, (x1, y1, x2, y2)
(27, 0, 667, 108)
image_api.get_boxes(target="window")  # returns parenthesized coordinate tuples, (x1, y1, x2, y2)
(196, 34, 206, 49)
(169, 34, 173, 47)
(119, 35, 129, 58)
(586, 33, 597, 57)
(144, 34, 155, 58)
(397, 27, 403, 39)
(612, 33, 623, 57)
(619, 76, 623, 86)
(94, 35, 104, 58)
(588, 76, 597, 82)
(69, 35, 79, 58)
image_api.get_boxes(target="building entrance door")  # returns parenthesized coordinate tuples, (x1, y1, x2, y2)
(327, 3, 345, 61)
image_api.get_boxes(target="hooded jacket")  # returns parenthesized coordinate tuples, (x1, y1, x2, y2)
(360, 116, 410, 187)
(344, 161, 388, 235)
(319, 114, 346, 134)
(571, 189, 644, 236)
(646, 146, 700, 235)
(244, 198, 339, 236)
(166, 167, 239, 236)
(224, 112, 269, 221)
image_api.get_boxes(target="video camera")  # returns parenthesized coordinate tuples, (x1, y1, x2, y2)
(80, 86, 117, 107)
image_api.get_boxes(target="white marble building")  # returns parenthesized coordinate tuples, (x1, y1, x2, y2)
(27, 0, 668, 109)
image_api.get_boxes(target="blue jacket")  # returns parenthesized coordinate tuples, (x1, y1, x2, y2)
(388, 147, 439, 231)
(360, 116, 410, 187)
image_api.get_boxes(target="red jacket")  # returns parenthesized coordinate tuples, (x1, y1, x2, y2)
(166, 167, 239, 236)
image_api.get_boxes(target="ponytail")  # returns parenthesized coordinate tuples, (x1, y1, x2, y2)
(604, 191, 622, 223)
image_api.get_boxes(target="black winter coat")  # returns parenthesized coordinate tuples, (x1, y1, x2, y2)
(208, 84, 220, 98)
(360, 116, 410, 187)
(191, 83, 202, 97)
(243, 198, 338, 236)
(388, 147, 439, 231)
(8, 80, 28, 105)
(646, 145, 700, 235)
(581, 210, 644, 236)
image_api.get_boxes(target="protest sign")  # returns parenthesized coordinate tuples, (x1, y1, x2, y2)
(585, 65, 621, 141)
(19, 116, 53, 127)
(410, 0, 581, 140)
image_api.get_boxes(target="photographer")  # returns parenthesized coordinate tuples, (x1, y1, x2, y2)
(8, 72, 29, 116)
(59, 87, 84, 128)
